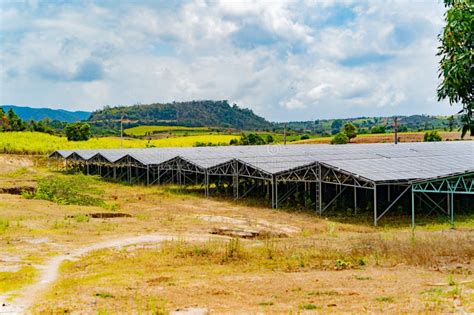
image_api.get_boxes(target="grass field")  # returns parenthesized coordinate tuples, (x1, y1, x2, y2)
(0, 155, 473, 313)
(124, 125, 211, 137)
(0, 132, 239, 155)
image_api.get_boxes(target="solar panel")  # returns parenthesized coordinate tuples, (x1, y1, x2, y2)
(50, 141, 474, 183)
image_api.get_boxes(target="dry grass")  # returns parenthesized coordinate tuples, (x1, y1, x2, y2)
(0, 154, 473, 313)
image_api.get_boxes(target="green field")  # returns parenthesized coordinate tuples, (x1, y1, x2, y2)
(0, 132, 239, 155)
(124, 125, 211, 137)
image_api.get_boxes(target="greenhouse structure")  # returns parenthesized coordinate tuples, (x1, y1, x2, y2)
(50, 141, 474, 226)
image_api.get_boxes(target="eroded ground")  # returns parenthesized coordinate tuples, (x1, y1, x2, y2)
(0, 155, 473, 314)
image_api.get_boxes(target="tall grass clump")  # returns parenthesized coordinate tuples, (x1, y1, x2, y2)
(24, 174, 105, 207)
(0, 218, 10, 234)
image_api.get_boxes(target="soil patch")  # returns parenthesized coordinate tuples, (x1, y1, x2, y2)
(210, 227, 287, 239)
(0, 186, 35, 195)
(66, 213, 132, 219)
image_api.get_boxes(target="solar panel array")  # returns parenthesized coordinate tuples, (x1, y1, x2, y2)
(51, 141, 474, 183)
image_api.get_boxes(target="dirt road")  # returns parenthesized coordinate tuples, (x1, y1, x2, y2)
(0, 233, 221, 314)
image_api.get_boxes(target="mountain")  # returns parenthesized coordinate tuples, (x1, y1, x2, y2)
(1, 105, 90, 122)
(89, 100, 271, 130)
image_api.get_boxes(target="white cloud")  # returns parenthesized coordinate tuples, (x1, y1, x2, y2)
(0, 0, 460, 121)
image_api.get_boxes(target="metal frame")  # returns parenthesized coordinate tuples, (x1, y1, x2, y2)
(411, 172, 474, 228)
(48, 145, 474, 226)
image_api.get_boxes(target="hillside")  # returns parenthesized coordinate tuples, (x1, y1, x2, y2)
(89, 100, 271, 131)
(1, 105, 90, 122)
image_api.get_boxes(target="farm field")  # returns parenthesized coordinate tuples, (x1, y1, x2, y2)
(294, 131, 473, 144)
(0, 132, 239, 155)
(0, 155, 473, 313)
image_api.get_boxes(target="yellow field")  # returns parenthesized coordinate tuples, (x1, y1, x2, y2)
(0, 132, 239, 155)
(124, 125, 210, 137)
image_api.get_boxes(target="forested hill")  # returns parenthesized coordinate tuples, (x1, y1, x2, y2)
(89, 100, 271, 130)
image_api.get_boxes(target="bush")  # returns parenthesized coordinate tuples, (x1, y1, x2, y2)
(423, 131, 442, 142)
(238, 133, 266, 145)
(25, 175, 105, 206)
(331, 132, 349, 144)
(300, 134, 310, 140)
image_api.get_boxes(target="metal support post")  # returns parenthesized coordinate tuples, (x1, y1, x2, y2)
(450, 192, 454, 226)
(275, 180, 279, 208)
(354, 186, 357, 214)
(146, 165, 150, 186)
(373, 184, 378, 226)
(411, 187, 415, 229)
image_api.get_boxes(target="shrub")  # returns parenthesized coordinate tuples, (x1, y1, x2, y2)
(25, 175, 105, 206)
(300, 134, 310, 140)
(423, 130, 442, 142)
(331, 132, 349, 144)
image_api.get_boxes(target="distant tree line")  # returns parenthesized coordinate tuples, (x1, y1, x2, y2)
(0, 108, 91, 141)
(275, 115, 461, 137)
(0, 108, 54, 133)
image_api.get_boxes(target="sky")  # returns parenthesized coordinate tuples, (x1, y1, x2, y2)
(0, 0, 460, 122)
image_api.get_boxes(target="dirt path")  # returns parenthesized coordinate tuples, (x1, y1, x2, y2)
(0, 233, 220, 314)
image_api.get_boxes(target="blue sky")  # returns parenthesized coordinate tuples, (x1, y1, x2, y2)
(0, 0, 458, 121)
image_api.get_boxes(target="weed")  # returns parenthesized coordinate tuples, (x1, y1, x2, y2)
(0, 218, 10, 233)
(263, 238, 276, 260)
(307, 290, 339, 296)
(73, 214, 90, 223)
(223, 238, 242, 261)
(335, 259, 351, 270)
(327, 222, 337, 237)
(355, 275, 372, 280)
(52, 220, 70, 229)
(95, 292, 114, 298)
(375, 296, 394, 303)
(447, 274, 456, 286)
(300, 303, 319, 310)
(258, 301, 274, 306)
(421, 288, 443, 295)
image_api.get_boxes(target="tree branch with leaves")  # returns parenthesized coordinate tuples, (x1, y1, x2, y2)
(437, 0, 473, 137)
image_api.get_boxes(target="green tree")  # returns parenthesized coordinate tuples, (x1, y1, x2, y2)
(343, 122, 357, 142)
(7, 108, 25, 131)
(65, 122, 92, 141)
(423, 130, 442, 142)
(371, 125, 386, 134)
(331, 119, 343, 134)
(0, 108, 6, 131)
(239, 133, 266, 145)
(437, 0, 473, 137)
(447, 115, 455, 131)
(331, 132, 349, 144)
